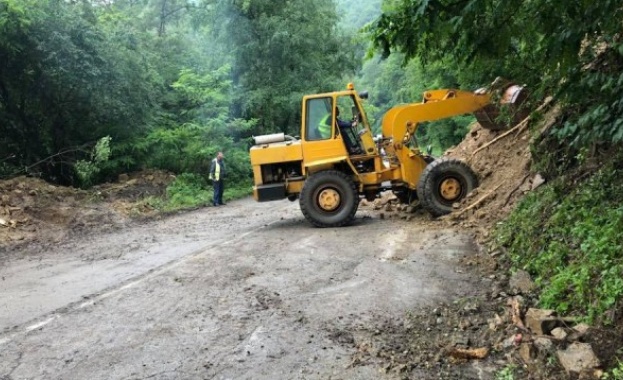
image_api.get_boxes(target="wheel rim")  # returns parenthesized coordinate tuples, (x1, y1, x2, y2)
(439, 177, 462, 202)
(317, 188, 341, 211)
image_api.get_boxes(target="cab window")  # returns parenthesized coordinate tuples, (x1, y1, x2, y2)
(336, 95, 357, 121)
(305, 97, 332, 141)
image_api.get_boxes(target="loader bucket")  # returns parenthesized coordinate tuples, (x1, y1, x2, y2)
(474, 84, 528, 130)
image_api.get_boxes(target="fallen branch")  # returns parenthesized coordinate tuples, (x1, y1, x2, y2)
(471, 98, 554, 159)
(503, 174, 531, 206)
(508, 296, 526, 329)
(471, 118, 530, 158)
(456, 184, 501, 216)
(447, 347, 489, 361)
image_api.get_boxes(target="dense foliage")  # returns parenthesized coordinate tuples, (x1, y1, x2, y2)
(368, 0, 623, 147)
(0, 0, 159, 183)
(496, 160, 623, 323)
(1, 0, 477, 188)
(0, 0, 356, 190)
(211, 0, 356, 136)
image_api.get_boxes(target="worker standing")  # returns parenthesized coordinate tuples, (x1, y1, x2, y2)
(209, 151, 226, 206)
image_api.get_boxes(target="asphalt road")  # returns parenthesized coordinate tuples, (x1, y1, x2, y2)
(0, 198, 483, 379)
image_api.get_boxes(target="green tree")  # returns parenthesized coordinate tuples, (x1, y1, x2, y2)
(0, 0, 161, 183)
(210, 0, 358, 136)
(368, 0, 623, 146)
(141, 65, 255, 183)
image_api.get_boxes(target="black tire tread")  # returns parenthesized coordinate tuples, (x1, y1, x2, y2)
(416, 158, 478, 217)
(299, 170, 359, 227)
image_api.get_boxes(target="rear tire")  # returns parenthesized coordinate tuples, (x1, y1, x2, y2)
(299, 170, 359, 227)
(416, 158, 478, 217)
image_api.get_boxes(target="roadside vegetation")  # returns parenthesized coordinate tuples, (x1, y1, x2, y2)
(495, 154, 623, 323)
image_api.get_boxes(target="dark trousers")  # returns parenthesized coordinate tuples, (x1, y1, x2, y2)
(213, 180, 224, 205)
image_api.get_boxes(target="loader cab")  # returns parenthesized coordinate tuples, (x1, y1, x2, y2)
(302, 86, 376, 162)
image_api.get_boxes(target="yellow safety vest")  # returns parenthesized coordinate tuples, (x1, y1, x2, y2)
(212, 158, 221, 181)
(317, 114, 331, 138)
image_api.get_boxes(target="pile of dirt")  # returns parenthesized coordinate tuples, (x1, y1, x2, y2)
(0, 170, 175, 253)
(442, 104, 561, 241)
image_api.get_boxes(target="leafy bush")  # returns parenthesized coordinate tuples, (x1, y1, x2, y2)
(367, 1, 623, 149)
(164, 173, 213, 210)
(603, 360, 623, 380)
(141, 173, 212, 212)
(145, 172, 251, 212)
(495, 162, 623, 322)
(75, 136, 112, 188)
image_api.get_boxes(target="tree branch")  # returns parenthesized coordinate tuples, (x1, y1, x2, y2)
(4, 143, 93, 178)
(471, 98, 553, 159)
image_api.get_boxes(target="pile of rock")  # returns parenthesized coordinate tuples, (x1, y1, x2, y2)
(496, 271, 604, 379)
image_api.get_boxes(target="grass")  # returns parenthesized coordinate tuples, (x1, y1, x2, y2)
(143, 173, 252, 212)
(493, 161, 623, 324)
(495, 364, 516, 380)
(603, 360, 623, 380)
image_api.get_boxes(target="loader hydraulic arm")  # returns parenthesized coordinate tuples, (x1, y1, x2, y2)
(381, 89, 491, 144)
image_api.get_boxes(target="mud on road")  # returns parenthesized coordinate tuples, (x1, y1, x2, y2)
(0, 197, 496, 380)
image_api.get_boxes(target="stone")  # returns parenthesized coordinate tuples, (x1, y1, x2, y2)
(518, 343, 535, 363)
(509, 270, 535, 294)
(533, 337, 554, 352)
(567, 323, 591, 342)
(557, 343, 601, 376)
(501, 335, 518, 349)
(573, 323, 591, 335)
(531, 173, 546, 190)
(406, 205, 417, 213)
(452, 335, 470, 347)
(525, 308, 558, 335)
(487, 314, 503, 331)
(459, 319, 472, 330)
(489, 250, 502, 257)
(551, 327, 568, 340)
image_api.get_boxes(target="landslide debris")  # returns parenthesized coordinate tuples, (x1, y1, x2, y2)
(440, 106, 560, 242)
(0, 170, 174, 253)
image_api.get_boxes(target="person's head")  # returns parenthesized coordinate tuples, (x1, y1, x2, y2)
(217, 152, 224, 161)
(336, 107, 341, 117)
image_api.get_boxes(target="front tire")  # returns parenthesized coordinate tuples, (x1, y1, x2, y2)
(416, 158, 478, 217)
(299, 170, 359, 227)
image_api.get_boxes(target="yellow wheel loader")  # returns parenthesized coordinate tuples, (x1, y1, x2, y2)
(249, 79, 526, 227)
